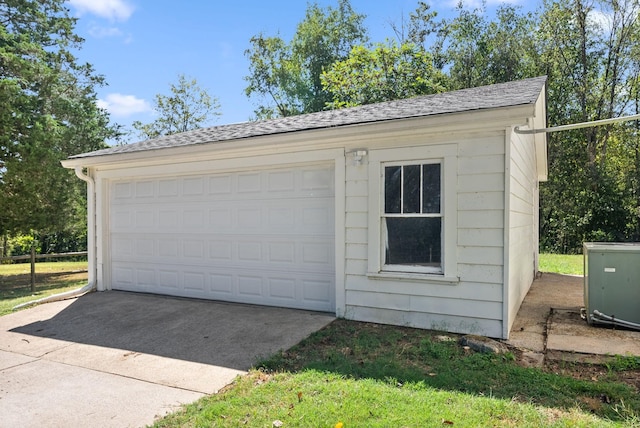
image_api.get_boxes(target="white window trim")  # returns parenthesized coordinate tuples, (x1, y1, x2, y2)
(367, 145, 458, 283)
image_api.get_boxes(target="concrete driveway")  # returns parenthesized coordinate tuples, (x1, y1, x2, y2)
(0, 291, 335, 427)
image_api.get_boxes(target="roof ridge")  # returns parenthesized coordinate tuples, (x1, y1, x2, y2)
(71, 76, 546, 159)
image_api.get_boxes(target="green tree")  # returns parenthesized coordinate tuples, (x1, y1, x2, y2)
(244, 0, 368, 118)
(132, 74, 221, 139)
(322, 41, 447, 108)
(319, 3, 448, 108)
(537, 0, 640, 252)
(243, 34, 301, 118)
(438, 3, 538, 89)
(0, 0, 115, 245)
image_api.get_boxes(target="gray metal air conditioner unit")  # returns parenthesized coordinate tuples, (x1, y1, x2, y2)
(583, 242, 640, 330)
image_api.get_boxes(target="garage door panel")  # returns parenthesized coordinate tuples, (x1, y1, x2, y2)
(137, 239, 154, 256)
(112, 200, 333, 236)
(209, 175, 232, 194)
(184, 209, 205, 228)
(158, 239, 178, 258)
(159, 178, 179, 196)
(183, 271, 206, 291)
(238, 275, 262, 296)
(210, 273, 233, 294)
(112, 233, 333, 271)
(113, 266, 134, 287)
(112, 210, 133, 229)
(158, 270, 179, 290)
(112, 236, 133, 257)
(183, 240, 204, 258)
(113, 182, 133, 199)
(267, 170, 295, 192)
(209, 239, 233, 261)
(302, 278, 333, 303)
(269, 277, 296, 299)
(137, 269, 155, 288)
(110, 164, 335, 312)
(112, 167, 334, 205)
(183, 177, 204, 195)
(110, 261, 334, 312)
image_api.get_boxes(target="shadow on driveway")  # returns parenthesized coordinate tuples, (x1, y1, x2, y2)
(8, 290, 336, 370)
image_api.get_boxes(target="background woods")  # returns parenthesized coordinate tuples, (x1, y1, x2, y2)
(2, 0, 640, 256)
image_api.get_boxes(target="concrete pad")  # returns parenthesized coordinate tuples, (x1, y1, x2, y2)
(0, 299, 78, 358)
(0, 291, 335, 427)
(509, 272, 640, 365)
(0, 349, 37, 370)
(507, 331, 546, 353)
(45, 342, 244, 394)
(507, 273, 584, 353)
(4, 291, 335, 370)
(0, 358, 203, 428)
(547, 309, 640, 356)
(547, 334, 640, 356)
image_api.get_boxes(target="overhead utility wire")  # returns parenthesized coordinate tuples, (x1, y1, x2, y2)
(514, 113, 640, 134)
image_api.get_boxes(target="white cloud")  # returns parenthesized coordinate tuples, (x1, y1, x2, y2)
(68, 0, 134, 21)
(88, 25, 122, 38)
(97, 93, 151, 117)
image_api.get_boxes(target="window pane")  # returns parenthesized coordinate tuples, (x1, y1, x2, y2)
(422, 163, 441, 214)
(385, 217, 441, 267)
(384, 166, 401, 213)
(402, 165, 421, 213)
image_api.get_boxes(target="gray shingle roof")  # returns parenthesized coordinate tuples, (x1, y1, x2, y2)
(71, 76, 546, 159)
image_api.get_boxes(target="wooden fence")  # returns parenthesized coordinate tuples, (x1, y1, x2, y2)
(0, 249, 88, 292)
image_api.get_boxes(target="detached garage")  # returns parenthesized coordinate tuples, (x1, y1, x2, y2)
(63, 76, 548, 339)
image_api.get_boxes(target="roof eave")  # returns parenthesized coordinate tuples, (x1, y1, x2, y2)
(61, 102, 537, 170)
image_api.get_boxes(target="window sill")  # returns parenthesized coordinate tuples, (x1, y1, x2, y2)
(366, 271, 460, 284)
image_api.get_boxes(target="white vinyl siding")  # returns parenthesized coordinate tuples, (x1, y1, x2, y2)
(342, 136, 506, 338)
(505, 128, 538, 334)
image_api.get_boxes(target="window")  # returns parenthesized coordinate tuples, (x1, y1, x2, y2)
(382, 162, 442, 274)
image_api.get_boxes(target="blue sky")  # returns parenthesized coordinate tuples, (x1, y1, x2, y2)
(66, 0, 529, 141)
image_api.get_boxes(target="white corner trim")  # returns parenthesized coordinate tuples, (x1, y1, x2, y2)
(334, 153, 347, 317)
(502, 126, 512, 339)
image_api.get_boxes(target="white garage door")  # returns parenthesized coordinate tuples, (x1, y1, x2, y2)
(109, 164, 335, 312)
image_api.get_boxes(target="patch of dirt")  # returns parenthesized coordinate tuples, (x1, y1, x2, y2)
(547, 360, 640, 392)
(511, 347, 640, 392)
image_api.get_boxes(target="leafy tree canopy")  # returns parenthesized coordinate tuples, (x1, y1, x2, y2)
(322, 41, 448, 108)
(244, 0, 368, 118)
(0, 0, 116, 240)
(132, 74, 221, 140)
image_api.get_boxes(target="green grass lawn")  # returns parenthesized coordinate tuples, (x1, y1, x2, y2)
(0, 261, 88, 316)
(539, 253, 584, 275)
(156, 320, 640, 427)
